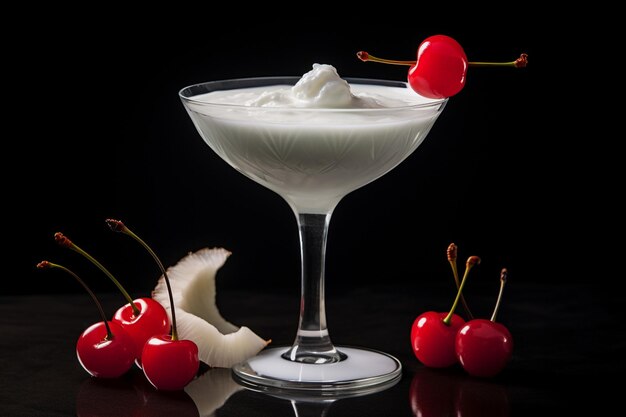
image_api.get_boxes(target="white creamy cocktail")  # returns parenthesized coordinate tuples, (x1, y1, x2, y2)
(182, 64, 446, 213)
(180, 64, 447, 392)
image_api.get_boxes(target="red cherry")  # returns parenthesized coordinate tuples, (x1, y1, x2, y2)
(411, 312, 465, 368)
(54, 232, 171, 367)
(411, 255, 481, 368)
(456, 319, 513, 378)
(106, 219, 200, 390)
(77, 321, 136, 378)
(357, 39, 527, 98)
(408, 35, 468, 99)
(141, 335, 199, 391)
(455, 268, 513, 377)
(37, 261, 135, 379)
(112, 297, 170, 366)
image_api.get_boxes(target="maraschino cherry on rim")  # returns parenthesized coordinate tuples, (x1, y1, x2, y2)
(37, 261, 135, 378)
(54, 232, 170, 367)
(357, 34, 528, 98)
(107, 219, 199, 391)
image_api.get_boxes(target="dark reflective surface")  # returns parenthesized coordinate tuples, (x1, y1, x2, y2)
(409, 368, 509, 417)
(72, 365, 512, 417)
(70, 364, 515, 417)
(409, 368, 458, 417)
(76, 376, 144, 417)
(1, 284, 624, 416)
(76, 369, 200, 417)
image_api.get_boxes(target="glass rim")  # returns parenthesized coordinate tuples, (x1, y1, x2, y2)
(178, 76, 448, 112)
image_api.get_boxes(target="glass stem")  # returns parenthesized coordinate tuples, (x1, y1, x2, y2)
(282, 213, 347, 364)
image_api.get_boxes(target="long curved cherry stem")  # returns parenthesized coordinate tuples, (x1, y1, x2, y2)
(443, 256, 480, 325)
(490, 268, 508, 322)
(357, 52, 528, 68)
(356, 51, 413, 66)
(37, 261, 114, 339)
(447, 243, 473, 319)
(469, 54, 528, 68)
(106, 219, 178, 341)
(54, 233, 140, 315)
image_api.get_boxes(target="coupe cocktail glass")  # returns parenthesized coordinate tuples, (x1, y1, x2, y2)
(180, 76, 447, 392)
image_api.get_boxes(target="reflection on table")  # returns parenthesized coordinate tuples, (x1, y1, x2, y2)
(75, 362, 510, 417)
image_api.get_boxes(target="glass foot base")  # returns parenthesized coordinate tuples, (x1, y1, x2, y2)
(232, 346, 402, 393)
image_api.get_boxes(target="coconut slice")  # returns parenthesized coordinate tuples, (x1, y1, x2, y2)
(152, 247, 269, 368)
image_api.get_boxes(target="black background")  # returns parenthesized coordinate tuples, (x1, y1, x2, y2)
(9, 10, 589, 298)
(4, 11, 622, 416)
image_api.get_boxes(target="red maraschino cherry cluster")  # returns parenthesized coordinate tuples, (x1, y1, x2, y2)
(410, 243, 513, 377)
(357, 34, 528, 98)
(38, 219, 199, 390)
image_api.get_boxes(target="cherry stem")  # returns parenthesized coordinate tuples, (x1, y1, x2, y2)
(490, 268, 508, 322)
(37, 261, 114, 340)
(447, 243, 473, 319)
(356, 52, 528, 68)
(470, 54, 528, 68)
(54, 233, 140, 316)
(356, 51, 414, 66)
(443, 256, 480, 325)
(106, 219, 179, 341)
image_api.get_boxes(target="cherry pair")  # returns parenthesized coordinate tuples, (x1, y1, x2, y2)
(410, 244, 513, 377)
(38, 219, 199, 390)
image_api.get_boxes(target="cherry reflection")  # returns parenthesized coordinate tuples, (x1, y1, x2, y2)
(131, 369, 200, 417)
(454, 377, 510, 417)
(76, 374, 143, 417)
(409, 368, 458, 417)
(76, 366, 242, 417)
(409, 368, 510, 417)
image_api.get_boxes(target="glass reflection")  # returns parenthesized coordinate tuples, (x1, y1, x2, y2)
(233, 372, 401, 416)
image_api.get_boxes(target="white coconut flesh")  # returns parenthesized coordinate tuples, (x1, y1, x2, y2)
(152, 247, 269, 368)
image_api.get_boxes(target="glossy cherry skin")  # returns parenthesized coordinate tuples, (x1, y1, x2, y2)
(411, 311, 465, 368)
(113, 298, 170, 366)
(141, 335, 199, 391)
(76, 321, 135, 378)
(455, 319, 513, 377)
(408, 34, 468, 99)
